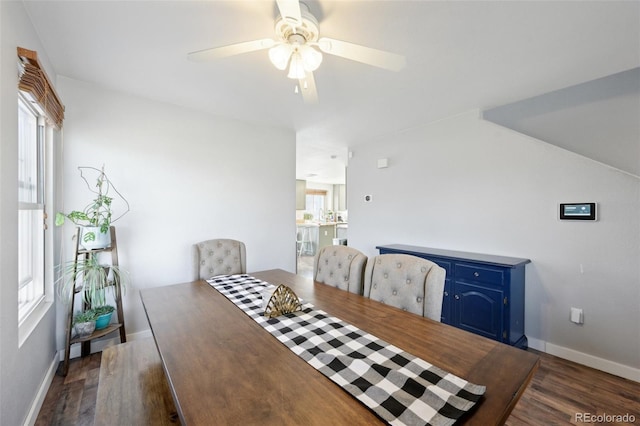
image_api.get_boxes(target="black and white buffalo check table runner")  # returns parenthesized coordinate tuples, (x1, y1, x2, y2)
(208, 274, 485, 426)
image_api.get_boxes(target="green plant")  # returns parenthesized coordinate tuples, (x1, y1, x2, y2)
(93, 305, 115, 316)
(55, 166, 129, 242)
(56, 253, 129, 307)
(303, 213, 313, 220)
(73, 310, 97, 325)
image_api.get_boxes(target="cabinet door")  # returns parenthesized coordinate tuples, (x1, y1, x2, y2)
(428, 259, 452, 324)
(296, 180, 306, 210)
(441, 279, 452, 324)
(454, 282, 504, 342)
(339, 184, 347, 211)
(317, 225, 335, 249)
(333, 184, 347, 211)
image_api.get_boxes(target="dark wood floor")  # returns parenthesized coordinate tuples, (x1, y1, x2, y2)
(35, 347, 639, 425)
(36, 353, 102, 426)
(507, 350, 639, 425)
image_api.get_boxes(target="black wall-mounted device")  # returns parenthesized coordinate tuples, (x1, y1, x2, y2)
(559, 202, 597, 221)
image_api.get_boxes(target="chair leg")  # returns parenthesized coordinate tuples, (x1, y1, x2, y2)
(300, 227, 313, 256)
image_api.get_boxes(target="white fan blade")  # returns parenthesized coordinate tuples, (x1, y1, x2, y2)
(298, 72, 318, 104)
(276, 0, 302, 26)
(317, 37, 406, 72)
(188, 39, 275, 62)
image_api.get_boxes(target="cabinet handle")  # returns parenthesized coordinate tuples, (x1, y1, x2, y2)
(474, 272, 480, 277)
(444, 291, 449, 297)
(454, 295, 460, 300)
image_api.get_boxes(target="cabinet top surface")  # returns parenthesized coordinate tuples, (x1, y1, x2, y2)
(377, 244, 531, 268)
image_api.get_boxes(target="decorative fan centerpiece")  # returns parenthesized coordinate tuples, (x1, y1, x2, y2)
(188, 0, 406, 103)
(263, 284, 303, 318)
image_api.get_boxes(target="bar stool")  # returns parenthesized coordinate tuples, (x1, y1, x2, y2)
(297, 226, 314, 257)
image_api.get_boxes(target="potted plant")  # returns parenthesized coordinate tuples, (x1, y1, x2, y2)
(55, 165, 129, 250)
(72, 309, 98, 338)
(56, 253, 129, 308)
(93, 305, 116, 330)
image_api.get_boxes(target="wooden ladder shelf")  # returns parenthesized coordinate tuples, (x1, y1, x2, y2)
(60, 226, 127, 376)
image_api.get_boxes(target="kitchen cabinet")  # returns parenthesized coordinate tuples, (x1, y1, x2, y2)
(376, 244, 530, 348)
(333, 184, 347, 211)
(296, 180, 306, 210)
(318, 224, 336, 250)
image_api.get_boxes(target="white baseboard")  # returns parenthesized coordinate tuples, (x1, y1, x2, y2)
(24, 353, 59, 426)
(527, 337, 639, 382)
(126, 329, 153, 341)
(526, 336, 546, 352)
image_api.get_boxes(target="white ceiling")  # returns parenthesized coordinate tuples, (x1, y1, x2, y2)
(24, 1, 640, 184)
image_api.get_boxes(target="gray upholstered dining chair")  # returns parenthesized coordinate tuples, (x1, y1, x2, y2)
(363, 253, 446, 321)
(192, 238, 246, 280)
(313, 245, 367, 294)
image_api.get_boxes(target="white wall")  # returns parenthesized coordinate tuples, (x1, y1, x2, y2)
(347, 110, 640, 379)
(56, 77, 296, 344)
(483, 68, 640, 177)
(0, 2, 59, 425)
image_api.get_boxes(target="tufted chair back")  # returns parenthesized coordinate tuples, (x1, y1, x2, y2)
(313, 245, 367, 294)
(363, 254, 446, 321)
(192, 239, 247, 280)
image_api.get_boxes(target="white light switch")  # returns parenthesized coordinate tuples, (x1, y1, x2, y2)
(570, 307, 584, 324)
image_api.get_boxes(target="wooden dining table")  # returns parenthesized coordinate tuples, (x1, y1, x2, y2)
(140, 269, 539, 425)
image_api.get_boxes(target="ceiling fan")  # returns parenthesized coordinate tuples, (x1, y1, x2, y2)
(187, 0, 406, 104)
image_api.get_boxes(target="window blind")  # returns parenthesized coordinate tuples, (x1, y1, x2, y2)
(306, 189, 327, 196)
(17, 47, 65, 129)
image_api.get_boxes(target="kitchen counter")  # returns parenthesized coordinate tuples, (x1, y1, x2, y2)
(296, 222, 347, 255)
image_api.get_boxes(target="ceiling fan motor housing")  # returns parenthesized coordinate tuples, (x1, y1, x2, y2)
(274, 5, 320, 45)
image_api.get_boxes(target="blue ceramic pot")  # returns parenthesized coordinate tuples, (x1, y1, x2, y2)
(95, 312, 113, 330)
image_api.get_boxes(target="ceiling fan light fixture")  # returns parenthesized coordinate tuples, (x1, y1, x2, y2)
(269, 44, 293, 71)
(287, 52, 306, 79)
(300, 44, 322, 71)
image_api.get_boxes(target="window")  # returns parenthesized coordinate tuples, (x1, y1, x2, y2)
(18, 96, 45, 323)
(305, 189, 327, 221)
(17, 47, 62, 342)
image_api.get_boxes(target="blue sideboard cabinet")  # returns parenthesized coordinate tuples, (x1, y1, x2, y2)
(376, 244, 530, 348)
